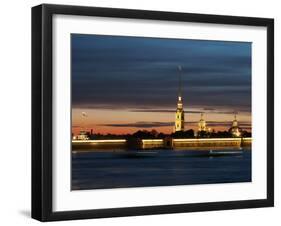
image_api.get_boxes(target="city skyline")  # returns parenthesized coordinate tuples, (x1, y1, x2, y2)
(72, 34, 252, 135)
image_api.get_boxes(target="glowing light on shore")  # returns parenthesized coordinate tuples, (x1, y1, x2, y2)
(72, 138, 252, 143)
(72, 139, 126, 143)
(142, 139, 163, 143)
(173, 138, 252, 142)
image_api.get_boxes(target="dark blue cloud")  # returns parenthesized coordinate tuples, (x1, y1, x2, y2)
(72, 34, 251, 111)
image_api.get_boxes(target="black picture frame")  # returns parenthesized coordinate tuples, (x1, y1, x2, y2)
(32, 4, 274, 222)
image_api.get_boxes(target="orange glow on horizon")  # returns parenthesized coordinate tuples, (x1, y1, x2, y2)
(72, 108, 251, 136)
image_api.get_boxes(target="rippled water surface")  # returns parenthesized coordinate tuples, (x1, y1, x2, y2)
(72, 149, 251, 190)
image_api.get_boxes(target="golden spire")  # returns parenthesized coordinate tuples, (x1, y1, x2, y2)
(178, 65, 182, 100)
(177, 66, 183, 109)
(174, 65, 185, 132)
(232, 112, 238, 127)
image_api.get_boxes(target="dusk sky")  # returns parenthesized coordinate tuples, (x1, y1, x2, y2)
(71, 34, 252, 135)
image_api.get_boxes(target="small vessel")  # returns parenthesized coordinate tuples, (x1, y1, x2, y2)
(208, 149, 243, 157)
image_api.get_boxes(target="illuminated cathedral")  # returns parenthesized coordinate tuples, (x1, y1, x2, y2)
(173, 67, 245, 137)
(174, 66, 185, 132)
(229, 113, 242, 137)
(198, 113, 207, 132)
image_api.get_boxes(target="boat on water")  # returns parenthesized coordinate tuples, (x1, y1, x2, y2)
(207, 149, 243, 157)
(113, 148, 244, 158)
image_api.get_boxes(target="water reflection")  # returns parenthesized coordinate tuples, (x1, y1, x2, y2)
(72, 148, 251, 190)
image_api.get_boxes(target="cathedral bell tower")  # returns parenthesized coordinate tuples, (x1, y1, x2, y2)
(229, 113, 241, 137)
(198, 113, 207, 132)
(174, 66, 185, 132)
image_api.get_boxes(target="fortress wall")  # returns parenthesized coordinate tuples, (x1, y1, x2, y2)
(72, 140, 127, 150)
(72, 138, 252, 151)
(141, 139, 164, 149)
(141, 138, 252, 149)
(173, 138, 242, 148)
(241, 138, 252, 147)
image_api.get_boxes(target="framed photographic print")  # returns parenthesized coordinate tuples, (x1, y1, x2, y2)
(32, 4, 274, 221)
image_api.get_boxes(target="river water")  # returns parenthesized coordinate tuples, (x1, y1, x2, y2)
(71, 148, 251, 190)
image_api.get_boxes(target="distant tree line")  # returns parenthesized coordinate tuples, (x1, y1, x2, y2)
(86, 129, 251, 140)
(197, 130, 251, 138)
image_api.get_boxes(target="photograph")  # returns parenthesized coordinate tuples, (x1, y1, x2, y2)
(31, 3, 274, 221)
(71, 34, 252, 190)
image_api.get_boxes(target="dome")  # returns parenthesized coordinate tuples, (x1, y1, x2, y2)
(229, 114, 242, 137)
(198, 113, 207, 132)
